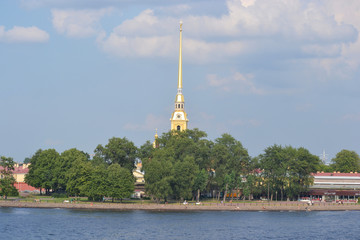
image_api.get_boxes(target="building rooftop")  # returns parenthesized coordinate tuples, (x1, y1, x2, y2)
(0, 165, 29, 174)
(312, 172, 360, 177)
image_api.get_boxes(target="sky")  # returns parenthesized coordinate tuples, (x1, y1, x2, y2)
(1, 0, 359, 163)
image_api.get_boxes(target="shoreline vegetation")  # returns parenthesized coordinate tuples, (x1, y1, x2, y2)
(1, 200, 360, 212)
(3, 133, 360, 206)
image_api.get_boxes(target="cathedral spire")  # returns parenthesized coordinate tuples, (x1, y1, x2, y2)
(178, 21, 183, 90)
(171, 21, 188, 131)
(153, 128, 159, 148)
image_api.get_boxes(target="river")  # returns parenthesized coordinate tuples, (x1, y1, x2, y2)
(0, 208, 359, 239)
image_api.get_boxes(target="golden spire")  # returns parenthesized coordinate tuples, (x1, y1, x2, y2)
(170, 21, 188, 132)
(175, 21, 184, 103)
(153, 128, 159, 148)
(178, 21, 183, 90)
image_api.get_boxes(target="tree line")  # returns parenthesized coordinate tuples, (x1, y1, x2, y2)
(24, 137, 136, 201)
(1, 128, 360, 201)
(141, 129, 322, 202)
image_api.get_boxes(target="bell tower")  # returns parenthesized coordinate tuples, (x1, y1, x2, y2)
(171, 21, 188, 131)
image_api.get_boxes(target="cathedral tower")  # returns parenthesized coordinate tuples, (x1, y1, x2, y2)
(171, 21, 189, 131)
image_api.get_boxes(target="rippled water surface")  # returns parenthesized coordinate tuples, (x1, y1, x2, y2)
(1, 208, 359, 239)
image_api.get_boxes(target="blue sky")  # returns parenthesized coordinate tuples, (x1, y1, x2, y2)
(1, 0, 359, 163)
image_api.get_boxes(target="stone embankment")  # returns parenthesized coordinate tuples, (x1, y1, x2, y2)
(1, 201, 360, 211)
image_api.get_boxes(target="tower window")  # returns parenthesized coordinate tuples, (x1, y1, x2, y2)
(177, 125, 181, 131)
(181, 104, 183, 108)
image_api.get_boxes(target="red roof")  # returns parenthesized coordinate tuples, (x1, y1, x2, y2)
(0, 166, 29, 174)
(312, 172, 360, 177)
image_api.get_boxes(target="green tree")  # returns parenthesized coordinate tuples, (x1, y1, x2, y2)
(260, 145, 320, 201)
(142, 129, 212, 202)
(138, 140, 155, 164)
(240, 157, 261, 200)
(223, 171, 237, 201)
(241, 174, 260, 200)
(25, 149, 61, 195)
(317, 163, 333, 173)
(259, 145, 289, 201)
(57, 148, 89, 192)
(173, 156, 198, 200)
(94, 137, 138, 172)
(65, 154, 91, 196)
(286, 147, 320, 200)
(211, 133, 250, 201)
(158, 129, 210, 165)
(0, 156, 18, 199)
(80, 164, 108, 201)
(23, 157, 31, 164)
(143, 148, 174, 202)
(193, 168, 208, 202)
(331, 150, 360, 173)
(106, 164, 135, 202)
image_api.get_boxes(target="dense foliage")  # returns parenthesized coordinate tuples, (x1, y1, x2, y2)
(25, 140, 135, 201)
(7, 128, 359, 202)
(330, 150, 360, 173)
(317, 149, 360, 173)
(141, 130, 321, 202)
(259, 145, 320, 201)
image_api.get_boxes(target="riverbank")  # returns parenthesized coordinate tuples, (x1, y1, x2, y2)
(1, 200, 360, 211)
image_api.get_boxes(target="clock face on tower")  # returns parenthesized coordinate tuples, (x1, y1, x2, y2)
(177, 114, 181, 119)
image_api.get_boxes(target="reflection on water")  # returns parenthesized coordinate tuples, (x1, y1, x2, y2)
(0, 208, 359, 240)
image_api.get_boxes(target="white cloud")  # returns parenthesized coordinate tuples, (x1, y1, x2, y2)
(343, 113, 360, 122)
(301, 44, 342, 58)
(98, 9, 177, 58)
(181, 0, 357, 41)
(318, 0, 360, 75)
(240, 0, 256, 8)
(96, 0, 357, 66)
(98, 8, 250, 63)
(207, 72, 265, 95)
(51, 8, 112, 38)
(31, 0, 360, 78)
(100, 34, 175, 58)
(0, 26, 49, 43)
(100, 33, 247, 63)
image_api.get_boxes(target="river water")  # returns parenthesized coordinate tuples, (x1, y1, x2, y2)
(0, 208, 359, 239)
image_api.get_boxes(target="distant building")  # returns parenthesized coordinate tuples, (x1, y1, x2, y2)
(307, 172, 360, 202)
(133, 162, 145, 184)
(132, 162, 145, 198)
(0, 163, 40, 193)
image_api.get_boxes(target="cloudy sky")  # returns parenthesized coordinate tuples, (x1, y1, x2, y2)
(1, 0, 359, 163)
